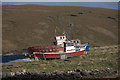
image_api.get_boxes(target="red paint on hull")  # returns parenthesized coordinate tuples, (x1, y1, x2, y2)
(33, 50, 85, 59)
(34, 54, 60, 58)
(66, 50, 85, 57)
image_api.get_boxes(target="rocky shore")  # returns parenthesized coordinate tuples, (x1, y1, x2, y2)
(2, 69, 119, 80)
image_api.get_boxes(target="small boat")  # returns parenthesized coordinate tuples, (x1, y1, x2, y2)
(28, 35, 89, 60)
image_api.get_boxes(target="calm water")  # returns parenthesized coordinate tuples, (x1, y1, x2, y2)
(2, 2, 118, 10)
(1, 54, 31, 63)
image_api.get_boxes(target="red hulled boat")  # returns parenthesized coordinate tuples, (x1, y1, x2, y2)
(28, 35, 89, 60)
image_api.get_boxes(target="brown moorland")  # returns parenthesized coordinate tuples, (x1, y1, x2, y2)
(2, 5, 118, 53)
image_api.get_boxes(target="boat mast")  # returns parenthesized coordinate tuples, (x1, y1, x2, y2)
(58, 16, 66, 35)
(57, 16, 73, 41)
(54, 26, 57, 36)
(67, 16, 72, 41)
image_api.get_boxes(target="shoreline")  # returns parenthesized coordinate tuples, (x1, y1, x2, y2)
(2, 69, 119, 79)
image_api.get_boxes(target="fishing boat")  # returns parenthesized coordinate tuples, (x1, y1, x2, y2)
(28, 35, 89, 60)
(27, 16, 89, 60)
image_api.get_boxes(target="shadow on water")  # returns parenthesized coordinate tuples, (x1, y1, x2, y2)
(1, 54, 31, 63)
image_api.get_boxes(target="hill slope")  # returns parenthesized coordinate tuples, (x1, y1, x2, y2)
(2, 5, 118, 53)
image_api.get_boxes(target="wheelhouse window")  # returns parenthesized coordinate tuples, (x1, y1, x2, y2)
(67, 43, 74, 46)
(60, 37, 62, 39)
(77, 41, 79, 43)
(74, 41, 76, 43)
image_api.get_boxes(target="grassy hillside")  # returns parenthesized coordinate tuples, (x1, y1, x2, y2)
(2, 5, 118, 53)
(2, 45, 118, 73)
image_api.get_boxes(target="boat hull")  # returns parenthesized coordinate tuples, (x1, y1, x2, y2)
(33, 50, 85, 60)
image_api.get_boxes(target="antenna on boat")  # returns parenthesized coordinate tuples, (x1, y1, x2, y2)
(58, 16, 66, 35)
(54, 26, 57, 36)
(67, 15, 72, 41)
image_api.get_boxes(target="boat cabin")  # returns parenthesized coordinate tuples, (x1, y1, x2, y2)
(55, 35, 67, 47)
(64, 41, 75, 53)
(71, 39, 81, 46)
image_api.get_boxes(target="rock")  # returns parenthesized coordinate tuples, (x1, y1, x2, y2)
(22, 69, 26, 73)
(75, 69, 81, 72)
(20, 69, 26, 75)
(67, 70, 73, 74)
(74, 73, 82, 78)
(94, 69, 99, 72)
(25, 72, 31, 75)
(2, 69, 119, 79)
(63, 72, 70, 77)
(80, 70, 90, 76)
(89, 71, 94, 76)
(15, 72, 21, 76)
(51, 72, 57, 76)
(10, 72, 15, 76)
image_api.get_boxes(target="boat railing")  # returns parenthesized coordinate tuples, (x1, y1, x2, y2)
(28, 45, 64, 53)
(75, 43, 89, 51)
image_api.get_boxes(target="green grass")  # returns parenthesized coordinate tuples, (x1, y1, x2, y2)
(2, 46, 118, 73)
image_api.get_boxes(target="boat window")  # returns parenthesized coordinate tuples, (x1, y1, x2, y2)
(60, 37, 62, 39)
(74, 41, 76, 43)
(77, 41, 79, 43)
(68, 43, 74, 46)
(63, 37, 64, 39)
